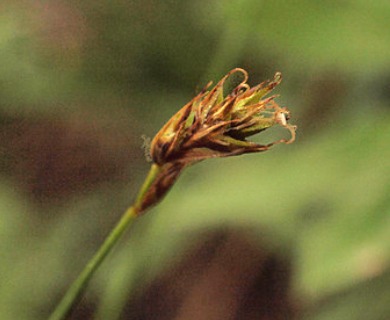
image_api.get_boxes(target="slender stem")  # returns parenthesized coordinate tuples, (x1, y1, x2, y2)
(48, 207, 137, 320)
(49, 164, 161, 320)
(134, 163, 161, 210)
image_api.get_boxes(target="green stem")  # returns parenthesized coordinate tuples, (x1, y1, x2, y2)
(134, 163, 161, 210)
(49, 164, 161, 320)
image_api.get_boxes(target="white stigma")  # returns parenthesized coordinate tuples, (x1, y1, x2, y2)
(276, 112, 287, 126)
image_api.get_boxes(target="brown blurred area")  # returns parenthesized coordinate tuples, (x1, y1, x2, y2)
(0, 109, 142, 205)
(71, 228, 296, 320)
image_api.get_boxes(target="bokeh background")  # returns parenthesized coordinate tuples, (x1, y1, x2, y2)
(1, 1, 389, 319)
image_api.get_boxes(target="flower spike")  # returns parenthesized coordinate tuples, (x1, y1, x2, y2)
(139, 68, 296, 212)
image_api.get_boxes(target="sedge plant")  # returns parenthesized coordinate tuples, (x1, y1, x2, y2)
(49, 68, 296, 320)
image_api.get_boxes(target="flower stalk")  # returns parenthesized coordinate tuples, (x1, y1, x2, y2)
(48, 164, 161, 320)
(49, 68, 296, 320)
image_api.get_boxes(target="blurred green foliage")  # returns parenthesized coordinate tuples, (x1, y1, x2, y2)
(0, 0, 389, 319)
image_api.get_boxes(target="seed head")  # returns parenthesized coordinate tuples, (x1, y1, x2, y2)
(139, 68, 296, 212)
(151, 68, 296, 166)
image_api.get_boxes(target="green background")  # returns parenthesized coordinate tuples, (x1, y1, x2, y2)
(0, 1, 389, 319)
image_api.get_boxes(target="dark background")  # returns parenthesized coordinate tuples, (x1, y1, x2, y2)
(0, 1, 389, 319)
